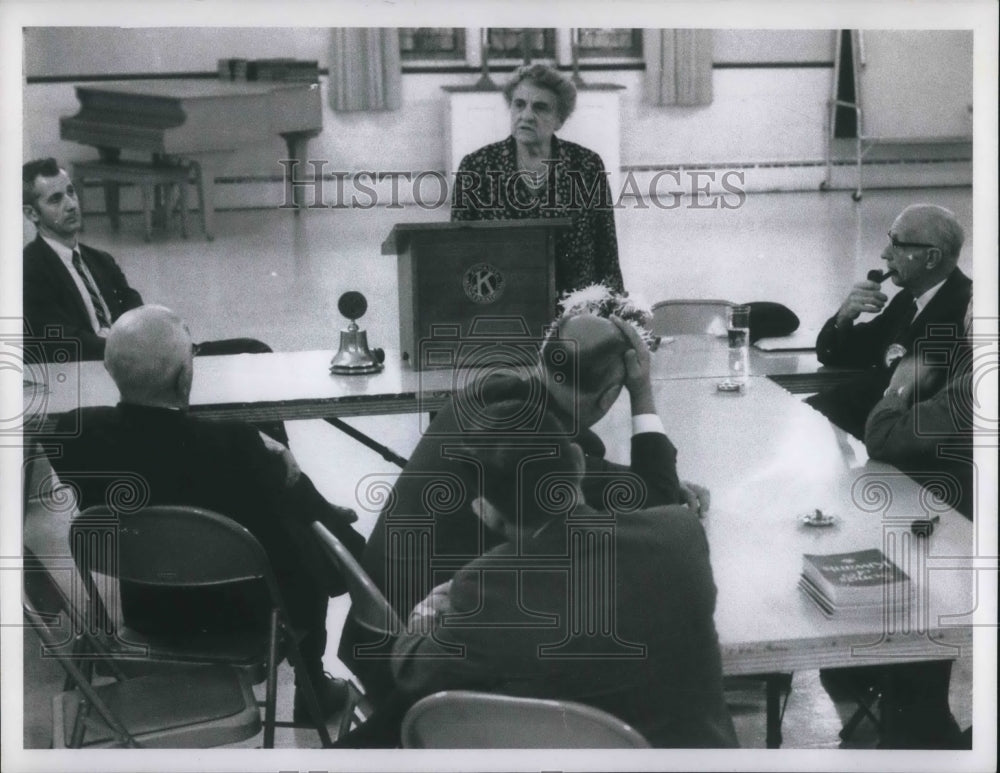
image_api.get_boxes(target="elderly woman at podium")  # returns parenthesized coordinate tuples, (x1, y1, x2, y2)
(451, 63, 623, 295)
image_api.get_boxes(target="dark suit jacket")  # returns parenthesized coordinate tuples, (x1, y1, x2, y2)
(391, 504, 739, 748)
(865, 372, 975, 519)
(51, 404, 363, 634)
(808, 268, 972, 438)
(23, 235, 144, 361)
(339, 372, 683, 697)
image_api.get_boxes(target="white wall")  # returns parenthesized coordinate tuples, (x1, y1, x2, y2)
(21, 28, 968, 212)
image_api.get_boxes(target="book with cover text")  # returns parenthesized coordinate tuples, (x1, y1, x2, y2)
(801, 548, 911, 610)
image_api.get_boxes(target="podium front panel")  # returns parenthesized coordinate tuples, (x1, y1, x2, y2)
(397, 224, 557, 369)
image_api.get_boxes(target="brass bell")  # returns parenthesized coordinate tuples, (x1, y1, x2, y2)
(330, 291, 385, 375)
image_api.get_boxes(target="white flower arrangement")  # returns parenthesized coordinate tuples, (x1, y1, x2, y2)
(557, 283, 662, 351)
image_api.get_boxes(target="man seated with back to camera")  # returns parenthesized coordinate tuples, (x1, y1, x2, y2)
(49, 305, 366, 719)
(387, 402, 738, 748)
(806, 204, 972, 439)
(339, 311, 710, 701)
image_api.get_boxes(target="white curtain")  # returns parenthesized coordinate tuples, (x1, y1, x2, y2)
(643, 29, 713, 106)
(329, 28, 402, 112)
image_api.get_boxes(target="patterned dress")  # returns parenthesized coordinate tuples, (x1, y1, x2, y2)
(451, 135, 624, 294)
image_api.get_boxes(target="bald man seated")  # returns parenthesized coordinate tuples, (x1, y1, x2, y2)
(807, 204, 972, 439)
(49, 305, 366, 719)
(339, 311, 710, 700)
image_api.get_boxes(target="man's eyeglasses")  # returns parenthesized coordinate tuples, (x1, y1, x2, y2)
(888, 232, 938, 252)
(191, 343, 201, 356)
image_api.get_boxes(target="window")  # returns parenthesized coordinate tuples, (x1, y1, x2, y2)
(487, 28, 557, 61)
(399, 28, 466, 61)
(576, 29, 642, 59)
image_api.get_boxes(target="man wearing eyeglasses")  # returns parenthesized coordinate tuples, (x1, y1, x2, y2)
(810, 204, 973, 749)
(807, 204, 972, 440)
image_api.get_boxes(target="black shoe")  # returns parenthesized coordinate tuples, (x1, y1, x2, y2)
(294, 673, 350, 722)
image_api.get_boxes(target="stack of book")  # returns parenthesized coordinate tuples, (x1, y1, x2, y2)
(799, 548, 912, 618)
(217, 58, 319, 83)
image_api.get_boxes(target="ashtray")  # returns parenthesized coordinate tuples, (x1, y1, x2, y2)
(800, 509, 837, 527)
(717, 379, 743, 393)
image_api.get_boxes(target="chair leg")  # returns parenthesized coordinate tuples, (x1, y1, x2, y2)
(281, 620, 334, 748)
(177, 180, 189, 238)
(69, 697, 91, 747)
(765, 676, 782, 748)
(140, 185, 153, 242)
(337, 682, 365, 739)
(102, 181, 121, 232)
(263, 608, 280, 748)
(190, 161, 210, 240)
(764, 673, 793, 749)
(840, 688, 882, 742)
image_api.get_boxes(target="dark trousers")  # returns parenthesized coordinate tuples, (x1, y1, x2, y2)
(820, 661, 965, 749)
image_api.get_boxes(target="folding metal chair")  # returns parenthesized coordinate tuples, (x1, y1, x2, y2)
(69, 505, 333, 748)
(401, 690, 651, 748)
(650, 299, 735, 336)
(311, 520, 402, 736)
(22, 548, 262, 748)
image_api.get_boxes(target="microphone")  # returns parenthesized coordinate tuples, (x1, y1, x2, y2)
(338, 290, 368, 321)
(867, 269, 897, 284)
(330, 291, 384, 374)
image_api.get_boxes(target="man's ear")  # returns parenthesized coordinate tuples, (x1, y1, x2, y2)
(567, 442, 586, 486)
(925, 247, 943, 271)
(596, 383, 621, 415)
(23, 205, 39, 225)
(174, 360, 194, 402)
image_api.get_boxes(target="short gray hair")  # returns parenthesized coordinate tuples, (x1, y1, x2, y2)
(502, 63, 577, 123)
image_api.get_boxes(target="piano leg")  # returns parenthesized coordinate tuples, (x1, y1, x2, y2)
(186, 157, 219, 241)
(97, 147, 121, 232)
(280, 130, 320, 212)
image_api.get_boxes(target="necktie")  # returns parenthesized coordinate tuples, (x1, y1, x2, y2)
(71, 250, 111, 330)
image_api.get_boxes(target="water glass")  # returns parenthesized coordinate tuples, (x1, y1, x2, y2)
(726, 304, 751, 387)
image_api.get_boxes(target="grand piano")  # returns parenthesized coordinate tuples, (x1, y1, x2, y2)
(60, 79, 323, 238)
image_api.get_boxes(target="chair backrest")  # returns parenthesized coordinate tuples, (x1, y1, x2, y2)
(400, 690, 651, 748)
(650, 299, 735, 336)
(311, 521, 402, 635)
(70, 505, 272, 587)
(70, 505, 282, 639)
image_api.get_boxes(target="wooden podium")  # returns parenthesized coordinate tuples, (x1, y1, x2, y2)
(381, 219, 571, 370)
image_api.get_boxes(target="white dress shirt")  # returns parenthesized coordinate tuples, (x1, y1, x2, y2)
(41, 235, 112, 336)
(913, 277, 948, 317)
(632, 413, 666, 436)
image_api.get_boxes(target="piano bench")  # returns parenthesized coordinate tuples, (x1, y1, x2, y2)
(72, 160, 194, 242)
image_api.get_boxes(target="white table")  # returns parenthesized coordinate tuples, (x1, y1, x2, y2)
(593, 376, 974, 676)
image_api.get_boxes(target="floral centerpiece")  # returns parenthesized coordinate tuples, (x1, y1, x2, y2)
(556, 283, 662, 351)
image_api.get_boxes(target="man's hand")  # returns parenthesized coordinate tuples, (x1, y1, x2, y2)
(258, 431, 301, 487)
(610, 315, 655, 415)
(407, 580, 453, 632)
(836, 280, 888, 326)
(885, 354, 947, 404)
(680, 480, 711, 518)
